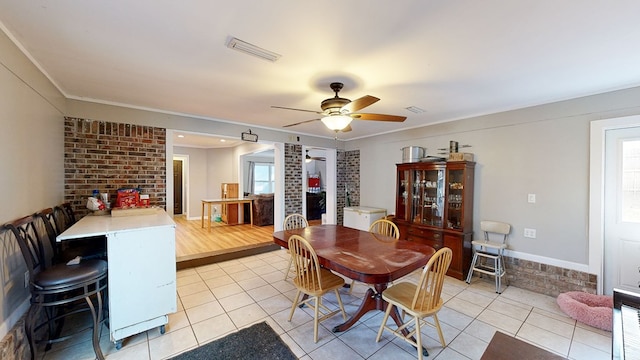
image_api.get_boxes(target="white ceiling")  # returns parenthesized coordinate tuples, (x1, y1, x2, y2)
(2, 1, 640, 142)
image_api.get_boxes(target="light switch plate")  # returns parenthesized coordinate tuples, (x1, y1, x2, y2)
(527, 194, 536, 203)
(524, 228, 536, 238)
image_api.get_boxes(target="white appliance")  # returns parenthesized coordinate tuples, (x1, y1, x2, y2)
(343, 206, 387, 231)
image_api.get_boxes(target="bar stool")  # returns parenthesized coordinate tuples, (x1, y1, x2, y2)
(51, 204, 107, 261)
(465, 220, 511, 293)
(6, 215, 108, 360)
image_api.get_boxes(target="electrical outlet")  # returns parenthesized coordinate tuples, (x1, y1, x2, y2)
(527, 194, 536, 203)
(24, 271, 29, 288)
(524, 228, 537, 238)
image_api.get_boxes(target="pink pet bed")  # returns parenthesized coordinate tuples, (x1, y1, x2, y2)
(556, 291, 613, 331)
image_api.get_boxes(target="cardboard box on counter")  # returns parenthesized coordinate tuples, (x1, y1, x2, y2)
(448, 152, 474, 162)
(111, 207, 159, 217)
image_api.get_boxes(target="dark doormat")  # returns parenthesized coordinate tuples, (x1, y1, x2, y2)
(168, 321, 297, 360)
(481, 331, 566, 360)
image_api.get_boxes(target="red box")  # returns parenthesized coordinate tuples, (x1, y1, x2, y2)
(308, 178, 320, 188)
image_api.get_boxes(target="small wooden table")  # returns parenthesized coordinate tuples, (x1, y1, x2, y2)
(201, 198, 253, 231)
(273, 225, 435, 332)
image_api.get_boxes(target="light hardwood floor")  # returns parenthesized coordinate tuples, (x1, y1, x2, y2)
(174, 215, 275, 262)
(174, 215, 322, 269)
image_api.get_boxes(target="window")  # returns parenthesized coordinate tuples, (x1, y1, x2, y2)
(254, 163, 274, 194)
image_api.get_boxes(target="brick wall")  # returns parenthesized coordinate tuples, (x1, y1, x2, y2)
(503, 256, 597, 297)
(0, 317, 28, 360)
(336, 149, 360, 224)
(284, 143, 303, 216)
(64, 117, 166, 217)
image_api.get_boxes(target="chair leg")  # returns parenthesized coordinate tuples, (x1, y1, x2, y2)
(313, 296, 320, 343)
(415, 315, 423, 360)
(284, 256, 293, 281)
(496, 253, 505, 293)
(85, 291, 105, 360)
(376, 303, 393, 342)
(288, 290, 302, 321)
(25, 305, 38, 360)
(348, 280, 355, 294)
(433, 313, 446, 347)
(465, 251, 479, 283)
(334, 289, 347, 320)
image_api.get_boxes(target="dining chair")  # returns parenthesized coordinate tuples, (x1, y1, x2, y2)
(6, 215, 108, 360)
(465, 220, 511, 293)
(283, 213, 309, 281)
(287, 234, 347, 343)
(349, 218, 400, 294)
(376, 247, 452, 360)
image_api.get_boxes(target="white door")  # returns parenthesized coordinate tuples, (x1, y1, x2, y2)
(603, 126, 640, 295)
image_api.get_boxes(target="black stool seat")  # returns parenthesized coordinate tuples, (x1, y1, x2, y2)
(34, 259, 107, 289)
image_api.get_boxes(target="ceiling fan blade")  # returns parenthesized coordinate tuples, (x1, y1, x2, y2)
(350, 113, 407, 122)
(283, 118, 320, 128)
(341, 95, 380, 113)
(271, 106, 322, 114)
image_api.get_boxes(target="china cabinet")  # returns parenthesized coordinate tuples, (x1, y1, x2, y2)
(395, 161, 475, 280)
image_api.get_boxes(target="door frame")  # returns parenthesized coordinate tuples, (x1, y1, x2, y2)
(589, 114, 640, 294)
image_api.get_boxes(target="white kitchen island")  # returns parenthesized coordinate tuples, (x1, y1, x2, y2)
(57, 208, 177, 350)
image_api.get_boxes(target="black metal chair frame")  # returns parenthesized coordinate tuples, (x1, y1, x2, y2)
(6, 214, 108, 360)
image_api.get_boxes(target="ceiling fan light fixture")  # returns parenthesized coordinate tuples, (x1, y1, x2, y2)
(321, 115, 352, 131)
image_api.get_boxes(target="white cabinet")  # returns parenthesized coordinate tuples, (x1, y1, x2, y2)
(107, 223, 176, 346)
(343, 206, 387, 231)
(57, 209, 176, 349)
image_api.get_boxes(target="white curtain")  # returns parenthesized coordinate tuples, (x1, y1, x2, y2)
(247, 161, 255, 194)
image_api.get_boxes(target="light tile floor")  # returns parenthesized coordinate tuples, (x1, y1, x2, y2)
(42, 249, 612, 360)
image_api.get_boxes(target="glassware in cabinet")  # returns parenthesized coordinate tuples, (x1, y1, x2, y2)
(445, 162, 475, 231)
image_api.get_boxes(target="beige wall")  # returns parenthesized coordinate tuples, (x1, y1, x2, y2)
(348, 86, 640, 267)
(0, 30, 65, 338)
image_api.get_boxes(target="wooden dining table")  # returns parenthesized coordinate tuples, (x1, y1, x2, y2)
(273, 224, 436, 333)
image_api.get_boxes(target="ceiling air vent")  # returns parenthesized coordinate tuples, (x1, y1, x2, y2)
(405, 106, 426, 114)
(226, 37, 281, 62)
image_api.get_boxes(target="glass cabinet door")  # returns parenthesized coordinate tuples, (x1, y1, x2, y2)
(396, 169, 409, 221)
(446, 167, 464, 230)
(410, 167, 445, 227)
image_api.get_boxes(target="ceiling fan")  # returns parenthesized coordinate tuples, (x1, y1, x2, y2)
(306, 149, 326, 162)
(272, 82, 407, 132)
